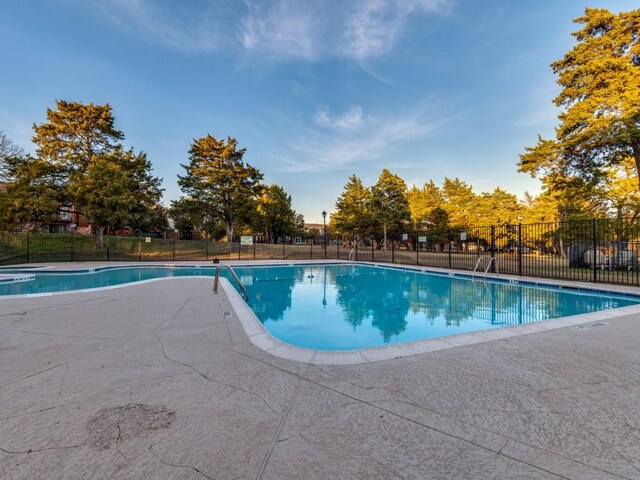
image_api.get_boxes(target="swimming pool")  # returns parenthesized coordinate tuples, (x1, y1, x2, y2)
(2, 263, 639, 351)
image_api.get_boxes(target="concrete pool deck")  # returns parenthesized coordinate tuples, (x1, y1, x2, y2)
(2, 263, 640, 478)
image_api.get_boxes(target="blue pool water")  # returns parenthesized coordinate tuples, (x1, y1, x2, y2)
(1, 264, 638, 350)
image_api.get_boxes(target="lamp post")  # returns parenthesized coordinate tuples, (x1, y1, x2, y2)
(322, 210, 327, 259)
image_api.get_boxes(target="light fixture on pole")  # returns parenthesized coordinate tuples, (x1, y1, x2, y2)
(322, 210, 327, 259)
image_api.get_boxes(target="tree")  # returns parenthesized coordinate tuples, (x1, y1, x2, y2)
(256, 184, 297, 243)
(68, 148, 163, 243)
(425, 207, 450, 249)
(0, 131, 25, 181)
(604, 157, 640, 219)
(370, 169, 410, 249)
(30, 101, 162, 246)
(475, 188, 524, 226)
(33, 101, 124, 173)
(0, 156, 63, 230)
(294, 213, 305, 236)
(169, 197, 220, 239)
(406, 180, 443, 228)
(177, 135, 263, 241)
(520, 8, 640, 196)
(130, 203, 169, 233)
(331, 175, 373, 241)
(442, 177, 477, 228)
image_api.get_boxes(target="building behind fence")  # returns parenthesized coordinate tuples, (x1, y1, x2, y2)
(1, 217, 639, 286)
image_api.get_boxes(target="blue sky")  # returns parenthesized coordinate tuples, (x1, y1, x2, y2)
(1, 0, 637, 223)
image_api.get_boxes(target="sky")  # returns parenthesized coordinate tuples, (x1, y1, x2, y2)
(1, 0, 637, 224)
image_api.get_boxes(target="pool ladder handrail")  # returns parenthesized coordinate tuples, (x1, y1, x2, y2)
(213, 265, 248, 301)
(473, 256, 498, 276)
(484, 257, 497, 275)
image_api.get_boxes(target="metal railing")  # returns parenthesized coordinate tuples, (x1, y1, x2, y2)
(213, 265, 248, 300)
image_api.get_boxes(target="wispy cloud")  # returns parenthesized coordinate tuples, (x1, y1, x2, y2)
(239, 0, 319, 60)
(96, 0, 232, 54)
(315, 106, 365, 130)
(277, 101, 454, 172)
(96, 0, 453, 61)
(343, 0, 451, 59)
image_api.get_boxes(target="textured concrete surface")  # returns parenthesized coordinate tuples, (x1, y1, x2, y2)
(2, 270, 640, 479)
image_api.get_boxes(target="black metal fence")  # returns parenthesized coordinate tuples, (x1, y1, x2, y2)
(2, 217, 640, 286)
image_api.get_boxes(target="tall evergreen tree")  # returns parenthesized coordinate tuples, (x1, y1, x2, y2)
(370, 169, 410, 249)
(442, 177, 477, 228)
(33, 101, 124, 173)
(519, 8, 640, 202)
(177, 135, 263, 241)
(406, 180, 443, 228)
(332, 175, 373, 240)
(475, 188, 524, 226)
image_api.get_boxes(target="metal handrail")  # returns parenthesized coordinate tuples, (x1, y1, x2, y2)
(473, 256, 498, 276)
(484, 257, 497, 275)
(473, 256, 484, 273)
(213, 265, 248, 301)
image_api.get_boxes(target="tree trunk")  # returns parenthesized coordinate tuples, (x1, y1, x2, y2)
(94, 225, 104, 248)
(632, 141, 640, 192)
(383, 222, 387, 251)
(226, 221, 233, 243)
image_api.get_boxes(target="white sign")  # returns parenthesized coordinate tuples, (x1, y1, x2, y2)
(145, 237, 151, 243)
(418, 236, 427, 243)
(240, 236, 253, 246)
(460, 232, 467, 241)
(402, 234, 408, 241)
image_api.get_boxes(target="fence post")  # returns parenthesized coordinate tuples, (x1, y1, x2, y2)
(355, 241, 358, 261)
(238, 240, 241, 260)
(138, 236, 142, 262)
(371, 238, 374, 262)
(310, 239, 313, 260)
(593, 218, 597, 283)
(282, 242, 285, 260)
(70, 230, 74, 262)
(416, 234, 419, 265)
(26, 232, 30, 263)
(337, 241, 340, 260)
(391, 242, 395, 264)
(205, 239, 209, 261)
(518, 223, 522, 276)
(448, 229, 452, 269)
(253, 237, 256, 260)
(107, 234, 110, 261)
(490, 225, 496, 273)
(172, 237, 176, 261)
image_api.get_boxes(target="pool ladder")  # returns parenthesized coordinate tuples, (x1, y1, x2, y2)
(473, 256, 498, 276)
(213, 265, 249, 301)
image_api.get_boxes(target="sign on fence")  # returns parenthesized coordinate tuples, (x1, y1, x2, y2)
(460, 232, 467, 241)
(145, 237, 151, 243)
(241, 236, 253, 246)
(418, 236, 427, 243)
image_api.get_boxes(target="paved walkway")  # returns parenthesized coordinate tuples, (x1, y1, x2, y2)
(1, 274, 640, 479)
